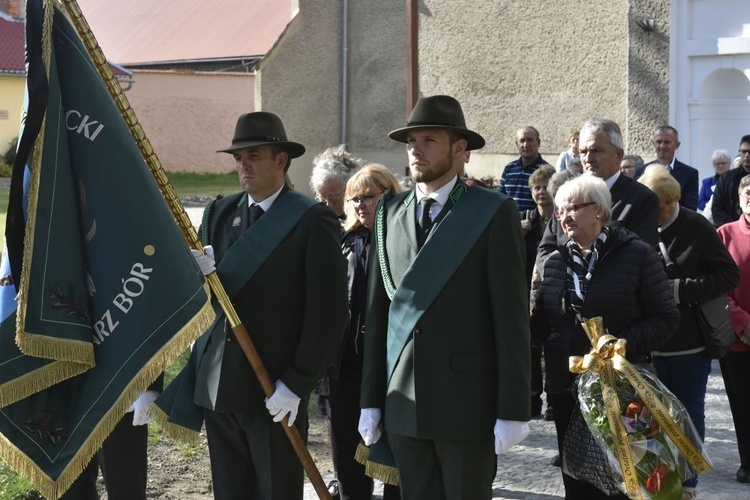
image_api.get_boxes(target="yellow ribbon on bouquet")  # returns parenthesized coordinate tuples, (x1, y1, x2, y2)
(569, 318, 712, 499)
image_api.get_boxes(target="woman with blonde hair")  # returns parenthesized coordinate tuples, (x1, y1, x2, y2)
(330, 164, 403, 499)
(639, 165, 739, 498)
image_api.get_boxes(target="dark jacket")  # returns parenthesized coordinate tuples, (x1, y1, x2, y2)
(362, 186, 531, 440)
(531, 227, 680, 395)
(638, 159, 700, 211)
(712, 166, 750, 227)
(330, 225, 370, 379)
(194, 189, 349, 412)
(655, 207, 740, 353)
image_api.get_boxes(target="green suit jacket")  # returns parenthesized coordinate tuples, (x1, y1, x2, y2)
(194, 189, 349, 413)
(361, 184, 531, 440)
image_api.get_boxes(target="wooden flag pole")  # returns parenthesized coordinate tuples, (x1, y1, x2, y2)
(59, 1, 332, 498)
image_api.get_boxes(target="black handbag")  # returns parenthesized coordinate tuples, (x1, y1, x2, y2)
(693, 295, 735, 359)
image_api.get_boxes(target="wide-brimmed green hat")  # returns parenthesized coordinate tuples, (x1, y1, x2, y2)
(217, 111, 306, 158)
(388, 95, 485, 150)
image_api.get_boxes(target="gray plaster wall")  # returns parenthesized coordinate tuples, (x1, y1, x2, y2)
(255, 0, 673, 189)
(256, 1, 407, 193)
(626, 0, 670, 158)
(418, 0, 631, 179)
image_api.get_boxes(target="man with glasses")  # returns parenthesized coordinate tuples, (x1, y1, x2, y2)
(712, 135, 750, 227)
(537, 118, 659, 262)
(359, 95, 531, 499)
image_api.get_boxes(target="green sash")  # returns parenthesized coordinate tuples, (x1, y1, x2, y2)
(382, 187, 506, 380)
(217, 190, 318, 298)
(154, 190, 318, 436)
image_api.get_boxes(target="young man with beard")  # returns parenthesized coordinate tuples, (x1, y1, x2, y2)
(358, 95, 531, 499)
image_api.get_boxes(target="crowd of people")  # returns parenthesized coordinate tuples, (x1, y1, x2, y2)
(85, 95, 750, 500)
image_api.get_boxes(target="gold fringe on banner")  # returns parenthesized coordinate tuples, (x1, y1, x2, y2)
(0, 285, 215, 499)
(354, 443, 400, 486)
(148, 405, 201, 446)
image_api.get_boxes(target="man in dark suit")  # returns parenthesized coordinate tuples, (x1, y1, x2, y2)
(635, 125, 699, 210)
(537, 118, 659, 263)
(359, 95, 531, 499)
(192, 112, 349, 499)
(712, 134, 750, 227)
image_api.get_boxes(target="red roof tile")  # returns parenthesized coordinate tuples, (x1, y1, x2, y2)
(75, 0, 292, 65)
(0, 16, 25, 74)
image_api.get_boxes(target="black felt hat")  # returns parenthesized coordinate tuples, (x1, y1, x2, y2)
(388, 95, 485, 150)
(217, 111, 306, 158)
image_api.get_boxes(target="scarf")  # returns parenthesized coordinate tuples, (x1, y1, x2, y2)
(566, 226, 609, 320)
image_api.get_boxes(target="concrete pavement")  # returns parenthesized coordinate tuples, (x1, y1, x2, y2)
(305, 361, 749, 499)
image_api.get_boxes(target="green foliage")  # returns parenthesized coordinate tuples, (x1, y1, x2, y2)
(0, 461, 39, 500)
(148, 419, 164, 446)
(0, 159, 11, 178)
(2, 138, 17, 169)
(165, 349, 190, 387)
(179, 443, 204, 458)
(167, 172, 239, 198)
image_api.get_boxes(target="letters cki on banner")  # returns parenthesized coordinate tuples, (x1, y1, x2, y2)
(65, 109, 104, 141)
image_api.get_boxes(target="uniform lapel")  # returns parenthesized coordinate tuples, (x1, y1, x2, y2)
(229, 193, 249, 242)
(386, 191, 419, 288)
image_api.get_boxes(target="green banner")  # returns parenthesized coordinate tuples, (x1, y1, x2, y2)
(0, 1, 214, 497)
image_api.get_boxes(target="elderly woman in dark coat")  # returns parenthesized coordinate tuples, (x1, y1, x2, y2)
(531, 175, 680, 499)
(638, 165, 740, 497)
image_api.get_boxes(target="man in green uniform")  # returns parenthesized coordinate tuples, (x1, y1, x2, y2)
(359, 95, 532, 499)
(192, 111, 349, 499)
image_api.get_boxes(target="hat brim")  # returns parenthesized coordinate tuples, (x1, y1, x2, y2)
(388, 125, 485, 151)
(217, 140, 306, 159)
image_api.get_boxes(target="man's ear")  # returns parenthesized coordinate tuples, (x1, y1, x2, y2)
(453, 138, 468, 157)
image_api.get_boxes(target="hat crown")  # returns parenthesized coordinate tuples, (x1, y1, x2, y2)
(407, 95, 468, 130)
(232, 111, 289, 144)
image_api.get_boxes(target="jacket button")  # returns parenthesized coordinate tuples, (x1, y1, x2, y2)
(226, 336, 232, 343)
(413, 328, 421, 336)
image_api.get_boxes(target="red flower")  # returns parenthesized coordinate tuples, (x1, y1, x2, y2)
(646, 461, 670, 493)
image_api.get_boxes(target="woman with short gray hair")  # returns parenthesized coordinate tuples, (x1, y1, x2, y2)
(699, 149, 732, 212)
(310, 145, 365, 220)
(532, 174, 679, 498)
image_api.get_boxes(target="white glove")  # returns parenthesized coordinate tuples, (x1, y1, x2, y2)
(128, 390, 160, 426)
(265, 380, 301, 426)
(494, 419, 529, 454)
(358, 408, 382, 446)
(190, 245, 215, 275)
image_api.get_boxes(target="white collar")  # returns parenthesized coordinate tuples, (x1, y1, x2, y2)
(249, 184, 284, 212)
(601, 170, 621, 190)
(415, 176, 458, 207)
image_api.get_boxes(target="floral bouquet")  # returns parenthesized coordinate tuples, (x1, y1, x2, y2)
(566, 318, 711, 499)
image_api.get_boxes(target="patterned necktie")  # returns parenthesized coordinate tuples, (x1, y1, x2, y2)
(249, 204, 265, 226)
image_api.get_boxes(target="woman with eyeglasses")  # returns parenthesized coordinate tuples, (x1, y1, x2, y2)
(310, 145, 365, 221)
(328, 164, 403, 500)
(698, 149, 732, 213)
(531, 174, 679, 499)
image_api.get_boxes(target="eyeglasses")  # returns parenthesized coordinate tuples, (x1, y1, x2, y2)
(739, 150, 750, 156)
(316, 192, 345, 204)
(554, 201, 596, 219)
(740, 191, 750, 199)
(713, 161, 730, 166)
(347, 192, 384, 206)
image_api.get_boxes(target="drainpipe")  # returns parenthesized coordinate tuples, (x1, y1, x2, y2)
(406, 0, 418, 115)
(340, 0, 349, 145)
